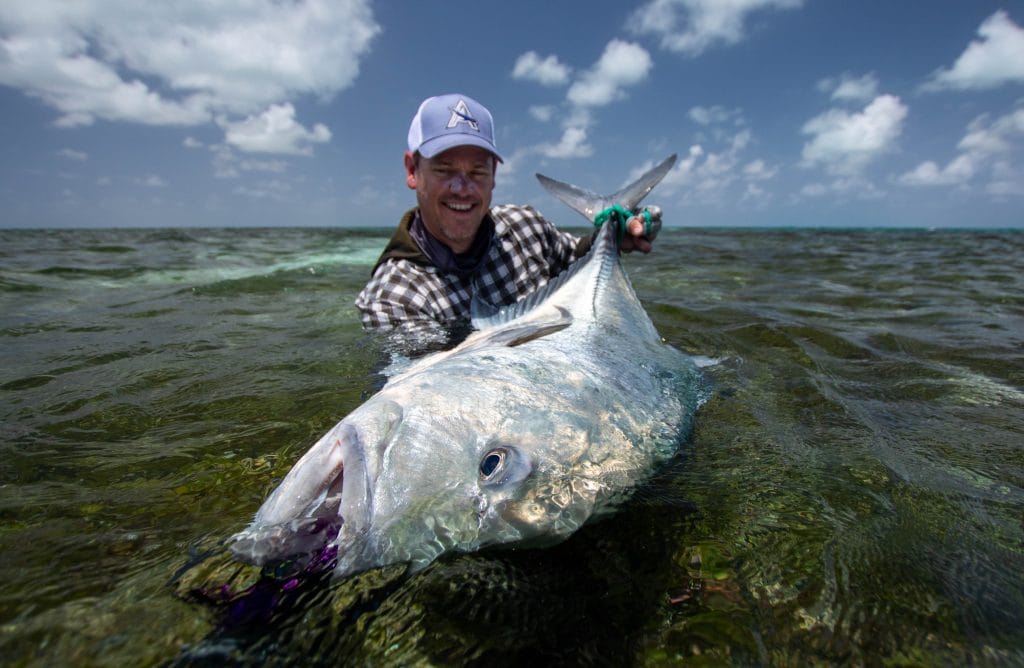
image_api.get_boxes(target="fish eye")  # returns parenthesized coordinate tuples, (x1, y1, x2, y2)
(479, 448, 506, 480)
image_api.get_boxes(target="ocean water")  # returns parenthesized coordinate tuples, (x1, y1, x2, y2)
(1, 226, 1022, 666)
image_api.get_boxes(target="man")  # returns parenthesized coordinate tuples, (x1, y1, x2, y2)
(356, 93, 660, 347)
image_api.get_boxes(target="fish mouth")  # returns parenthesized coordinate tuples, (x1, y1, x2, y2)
(229, 422, 370, 569)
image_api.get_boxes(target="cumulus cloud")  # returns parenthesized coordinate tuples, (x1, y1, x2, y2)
(801, 94, 908, 175)
(628, 0, 802, 56)
(0, 0, 378, 152)
(624, 122, 771, 206)
(219, 103, 331, 156)
(818, 72, 880, 102)
(566, 40, 652, 107)
(988, 160, 1024, 197)
(688, 105, 742, 126)
(523, 40, 650, 162)
(899, 106, 1024, 195)
(798, 176, 884, 200)
(538, 126, 593, 159)
(56, 148, 87, 161)
(618, 105, 775, 207)
(238, 157, 288, 174)
(528, 105, 556, 122)
(922, 11, 1024, 92)
(743, 159, 777, 180)
(512, 51, 571, 87)
(233, 179, 292, 201)
(898, 157, 975, 188)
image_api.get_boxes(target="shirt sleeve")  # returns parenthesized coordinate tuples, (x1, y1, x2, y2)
(355, 260, 452, 347)
(526, 205, 583, 276)
(547, 223, 585, 274)
(357, 262, 429, 325)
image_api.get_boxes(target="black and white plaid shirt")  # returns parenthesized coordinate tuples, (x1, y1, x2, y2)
(356, 204, 584, 341)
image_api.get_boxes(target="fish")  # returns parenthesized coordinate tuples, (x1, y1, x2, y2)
(229, 154, 704, 578)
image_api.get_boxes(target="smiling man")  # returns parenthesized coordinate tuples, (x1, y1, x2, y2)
(356, 93, 660, 346)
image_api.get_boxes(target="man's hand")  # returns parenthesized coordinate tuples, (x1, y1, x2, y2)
(620, 205, 663, 253)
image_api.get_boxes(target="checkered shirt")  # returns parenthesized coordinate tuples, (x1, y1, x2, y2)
(356, 204, 582, 339)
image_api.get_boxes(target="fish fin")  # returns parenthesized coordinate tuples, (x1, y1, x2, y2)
(470, 222, 612, 332)
(534, 174, 609, 224)
(468, 307, 573, 350)
(394, 306, 574, 382)
(536, 154, 677, 223)
(609, 154, 677, 211)
(494, 307, 572, 347)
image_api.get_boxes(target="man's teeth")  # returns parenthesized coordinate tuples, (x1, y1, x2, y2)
(446, 202, 472, 211)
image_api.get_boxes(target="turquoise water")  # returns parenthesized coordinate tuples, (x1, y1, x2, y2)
(1, 227, 1022, 665)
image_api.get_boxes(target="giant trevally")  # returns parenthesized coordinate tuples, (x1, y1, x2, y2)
(229, 154, 704, 578)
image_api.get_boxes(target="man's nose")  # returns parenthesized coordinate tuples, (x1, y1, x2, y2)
(448, 173, 472, 193)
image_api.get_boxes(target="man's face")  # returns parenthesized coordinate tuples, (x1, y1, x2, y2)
(405, 145, 496, 254)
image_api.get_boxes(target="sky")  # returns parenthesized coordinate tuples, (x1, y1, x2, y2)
(1, 0, 1023, 229)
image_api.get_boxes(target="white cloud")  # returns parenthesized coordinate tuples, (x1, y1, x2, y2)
(209, 140, 294, 179)
(57, 148, 87, 161)
(211, 145, 240, 179)
(987, 160, 1024, 196)
(818, 73, 879, 102)
(220, 103, 331, 156)
(528, 105, 556, 122)
(238, 157, 288, 174)
(512, 51, 571, 87)
(801, 94, 908, 175)
(183, 136, 204, 149)
(800, 182, 827, 198)
(0, 0, 378, 151)
(626, 124, 768, 206)
(796, 176, 884, 201)
(566, 40, 652, 107)
(539, 127, 593, 159)
(899, 106, 1024, 194)
(628, 0, 803, 56)
(959, 109, 1024, 154)
(923, 11, 1024, 92)
(233, 179, 292, 201)
(527, 40, 650, 161)
(898, 157, 975, 187)
(743, 159, 777, 180)
(688, 105, 741, 126)
(137, 174, 166, 187)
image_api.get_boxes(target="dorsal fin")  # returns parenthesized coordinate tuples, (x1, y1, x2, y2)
(470, 218, 619, 331)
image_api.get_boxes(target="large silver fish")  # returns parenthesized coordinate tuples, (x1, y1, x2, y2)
(230, 155, 704, 578)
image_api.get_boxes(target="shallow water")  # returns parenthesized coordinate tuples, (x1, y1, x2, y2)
(1, 226, 1022, 665)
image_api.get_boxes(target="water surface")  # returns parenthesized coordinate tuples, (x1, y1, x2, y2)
(1, 227, 1022, 665)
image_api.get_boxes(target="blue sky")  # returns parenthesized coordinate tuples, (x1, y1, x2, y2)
(1, 0, 1023, 229)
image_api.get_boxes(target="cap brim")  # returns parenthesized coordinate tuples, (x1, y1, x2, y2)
(417, 134, 504, 163)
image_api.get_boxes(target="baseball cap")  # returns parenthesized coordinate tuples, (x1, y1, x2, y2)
(407, 94, 503, 162)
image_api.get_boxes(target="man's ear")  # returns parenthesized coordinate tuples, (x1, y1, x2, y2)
(404, 151, 418, 190)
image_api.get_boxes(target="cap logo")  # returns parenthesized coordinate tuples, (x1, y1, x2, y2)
(446, 99, 479, 132)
